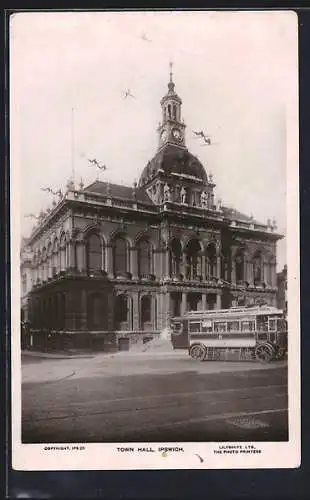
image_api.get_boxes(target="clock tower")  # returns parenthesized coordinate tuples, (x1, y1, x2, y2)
(157, 62, 186, 151)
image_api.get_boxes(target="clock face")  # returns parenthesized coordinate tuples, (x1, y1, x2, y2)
(160, 130, 168, 142)
(172, 128, 182, 141)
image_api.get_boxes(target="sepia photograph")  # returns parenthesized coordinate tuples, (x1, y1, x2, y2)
(10, 10, 300, 469)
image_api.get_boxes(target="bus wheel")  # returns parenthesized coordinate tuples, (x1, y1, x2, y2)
(255, 343, 274, 363)
(190, 344, 206, 361)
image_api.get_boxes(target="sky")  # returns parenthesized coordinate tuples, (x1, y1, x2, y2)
(10, 10, 298, 270)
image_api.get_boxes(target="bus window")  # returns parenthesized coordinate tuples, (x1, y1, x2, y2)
(202, 319, 213, 333)
(268, 319, 276, 331)
(227, 321, 240, 332)
(171, 321, 183, 334)
(214, 322, 226, 333)
(189, 321, 201, 333)
(277, 318, 287, 331)
(241, 320, 255, 332)
(257, 315, 268, 331)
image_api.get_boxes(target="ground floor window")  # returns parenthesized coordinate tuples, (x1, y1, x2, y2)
(115, 294, 128, 324)
(88, 293, 106, 330)
(141, 295, 151, 324)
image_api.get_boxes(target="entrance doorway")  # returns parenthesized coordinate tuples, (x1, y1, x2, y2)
(118, 337, 130, 351)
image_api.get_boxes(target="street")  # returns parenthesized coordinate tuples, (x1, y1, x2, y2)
(22, 352, 288, 443)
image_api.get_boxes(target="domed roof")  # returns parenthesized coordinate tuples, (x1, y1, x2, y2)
(138, 144, 208, 187)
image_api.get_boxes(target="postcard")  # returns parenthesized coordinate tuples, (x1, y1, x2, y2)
(10, 9, 300, 470)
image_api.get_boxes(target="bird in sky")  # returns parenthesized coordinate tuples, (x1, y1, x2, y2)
(87, 158, 107, 171)
(41, 187, 58, 195)
(122, 89, 136, 99)
(140, 32, 152, 42)
(192, 130, 212, 144)
(200, 137, 212, 146)
(192, 130, 206, 138)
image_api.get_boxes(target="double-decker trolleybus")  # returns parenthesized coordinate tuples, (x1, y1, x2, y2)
(170, 305, 287, 362)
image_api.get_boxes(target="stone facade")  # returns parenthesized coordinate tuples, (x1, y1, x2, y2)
(20, 69, 282, 351)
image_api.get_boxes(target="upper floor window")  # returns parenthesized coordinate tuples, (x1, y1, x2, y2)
(86, 234, 102, 273)
(235, 250, 244, 282)
(170, 238, 182, 276)
(113, 237, 128, 276)
(206, 243, 217, 279)
(138, 240, 152, 276)
(253, 251, 262, 285)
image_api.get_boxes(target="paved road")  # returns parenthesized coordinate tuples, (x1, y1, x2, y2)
(22, 355, 288, 443)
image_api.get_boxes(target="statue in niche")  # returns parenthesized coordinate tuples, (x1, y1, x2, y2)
(163, 183, 171, 202)
(180, 186, 187, 204)
(200, 191, 208, 208)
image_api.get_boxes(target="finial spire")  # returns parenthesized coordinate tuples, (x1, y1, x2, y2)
(168, 60, 175, 92)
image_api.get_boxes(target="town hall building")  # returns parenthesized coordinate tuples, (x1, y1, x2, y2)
(20, 68, 282, 351)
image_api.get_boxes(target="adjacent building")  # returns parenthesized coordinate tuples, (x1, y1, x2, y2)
(277, 265, 288, 314)
(20, 69, 283, 351)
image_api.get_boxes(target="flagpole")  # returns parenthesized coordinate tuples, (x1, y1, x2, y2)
(71, 107, 75, 184)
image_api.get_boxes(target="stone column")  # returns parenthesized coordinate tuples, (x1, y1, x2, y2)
(243, 257, 248, 282)
(201, 255, 206, 281)
(231, 259, 236, 284)
(181, 292, 187, 315)
(132, 292, 140, 330)
(68, 239, 76, 269)
(216, 293, 222, 309)
(130, 247, 138, 279)
(76, 241, 86, 273)
(165, 291, 171, 328)
(202, 293, 207, 310)
(80, 290, 88, 330)
(165, 247, 170, 279)
(106, 244, 114, 278)
(247, 261, 254, 286)
(196, 254, 202, 278)
(272, 262, 277, 288)
(181, 252, 187, 278)
(217, 255, 221, 279)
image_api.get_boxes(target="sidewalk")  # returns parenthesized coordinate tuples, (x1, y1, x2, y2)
(22, 350, 97, 360)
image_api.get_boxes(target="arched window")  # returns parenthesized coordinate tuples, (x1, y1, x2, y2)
(115, 294, 128, 324)
(138, 240, 152, 276)
(267, 258, 273, 286)
(86, 234, 102, 273)
(59, 234, 67, 271)
(141, 295, 151, 325)
(47, 243, 52, 278)
(168, 104, 172, 119)
(169, 238, 182, 276)
(173, 104, 177, 120)
(113, 237, 128, 276)
(253, 251, 262, 285)
(221, 248, 231, 281)
(186, 239, 201, 280)
(52, 238, 59, 275)
(206, 244, 217, 280)
(235, 250, 244, 282)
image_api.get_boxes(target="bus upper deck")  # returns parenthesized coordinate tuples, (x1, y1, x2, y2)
(170, 305, 287, 362)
